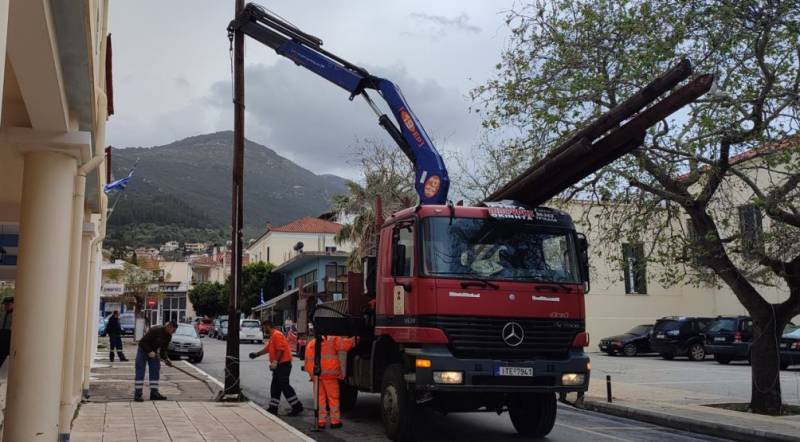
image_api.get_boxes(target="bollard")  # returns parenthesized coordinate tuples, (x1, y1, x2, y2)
(606, 375, 612, 403)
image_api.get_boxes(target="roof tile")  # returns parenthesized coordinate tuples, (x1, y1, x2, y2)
(270, 217, 341, 234)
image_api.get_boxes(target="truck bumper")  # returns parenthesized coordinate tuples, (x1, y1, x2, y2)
(408, 345, 590, 394)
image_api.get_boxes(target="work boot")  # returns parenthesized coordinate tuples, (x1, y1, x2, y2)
(134, 394, 143, 402)
(109, 351, 114, 362)
(317, 422, 326, 430)
(288, 404, 304, 416)
(150, 391, 167, 401)
(267, 406, 278, 415)
(117, 352, 128, 362)
(330, 422, 343, 429)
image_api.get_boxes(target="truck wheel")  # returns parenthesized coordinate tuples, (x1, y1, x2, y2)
(688, 343, 706, 361)
(381, 363, 416, 441)
(340, 380, 358, 412)
(509, 392, 557, 438)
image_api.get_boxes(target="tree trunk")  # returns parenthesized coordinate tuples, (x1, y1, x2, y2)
(749, 311, 786, 415)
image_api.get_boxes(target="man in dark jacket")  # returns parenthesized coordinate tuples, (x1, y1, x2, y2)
(106, 311, 128, 362)
(134, 321, 177, 401)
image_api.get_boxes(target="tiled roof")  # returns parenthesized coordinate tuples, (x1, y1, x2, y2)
(270, 217, 341, 234)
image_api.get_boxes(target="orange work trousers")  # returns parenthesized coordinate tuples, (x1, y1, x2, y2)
(313, 377, 340, 425)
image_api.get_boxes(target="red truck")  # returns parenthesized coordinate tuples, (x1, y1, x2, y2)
(314, 201, 590, 440)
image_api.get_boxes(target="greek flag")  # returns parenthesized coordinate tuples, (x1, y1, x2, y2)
(260, 288, 265, 305)
(104, 170, 133, 194)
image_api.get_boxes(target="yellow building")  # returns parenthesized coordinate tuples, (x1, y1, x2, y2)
(0, 0, 111, 440)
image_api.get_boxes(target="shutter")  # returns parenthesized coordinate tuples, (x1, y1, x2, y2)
(622, 244, 632, 294)
(635, 244, 647, 294)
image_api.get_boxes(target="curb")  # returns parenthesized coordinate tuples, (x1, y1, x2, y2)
(578, 399, 798, 442)
(181, 361, 314, 442)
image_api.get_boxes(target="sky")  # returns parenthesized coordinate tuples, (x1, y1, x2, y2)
(107, 0, 516, 179)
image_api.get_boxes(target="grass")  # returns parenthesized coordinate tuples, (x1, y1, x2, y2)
(704, 402, 800, 416)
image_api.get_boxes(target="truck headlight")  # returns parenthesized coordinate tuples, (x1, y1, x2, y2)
(561, 373, 586, 386)
(433, 371, 463, 384)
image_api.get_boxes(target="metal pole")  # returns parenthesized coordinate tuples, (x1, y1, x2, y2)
(606, 375, 612, 403)
(223, 0, 245, 399)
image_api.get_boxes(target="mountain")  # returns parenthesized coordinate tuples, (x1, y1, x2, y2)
(107, 131, 350, 246)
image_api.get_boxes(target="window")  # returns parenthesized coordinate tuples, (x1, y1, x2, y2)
(622, 243, 647, 294)
(392, 223, 415, 277)
(325, 263, 347, 295)
(295, 269, 318, 295)
(421, 218, 579, 283)
(267, 247, 270, 263)
(325, 246, 337, 253)
(738, 205, 763, 258)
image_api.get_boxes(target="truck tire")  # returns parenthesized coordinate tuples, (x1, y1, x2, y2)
(509, 392, 557, 438)
(340, 379, 358, 412)
(381, 363, 416, 441)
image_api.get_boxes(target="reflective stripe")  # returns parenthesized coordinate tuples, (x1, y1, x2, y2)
(287, 396, 299, 404)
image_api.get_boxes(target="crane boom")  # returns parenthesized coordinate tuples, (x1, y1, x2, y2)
(229, 3, 450, 204)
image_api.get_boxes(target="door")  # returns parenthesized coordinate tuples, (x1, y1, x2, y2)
(380, 220, 417, 318)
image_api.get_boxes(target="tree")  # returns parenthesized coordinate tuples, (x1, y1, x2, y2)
(332, 140, 416, 269)
(188, 282, 227, 318)
(122, 262, 159, 337)
(225, 261, 283, 316)
(472, 0, 800, 414)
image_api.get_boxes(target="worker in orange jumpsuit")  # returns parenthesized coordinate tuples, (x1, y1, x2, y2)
(304, 335, 354, 429)
(250, 319, 303, 416)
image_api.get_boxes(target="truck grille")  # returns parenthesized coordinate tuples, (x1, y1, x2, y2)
(419, 316, 582, 360)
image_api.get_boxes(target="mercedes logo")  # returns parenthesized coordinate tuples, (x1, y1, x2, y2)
(502, 322, 525, 347)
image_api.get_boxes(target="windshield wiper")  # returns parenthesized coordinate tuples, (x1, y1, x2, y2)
(460, 278, 500, 290)
(535, 283, 574, 293)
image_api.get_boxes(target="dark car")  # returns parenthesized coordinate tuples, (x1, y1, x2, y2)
(167, 324, 204, 363)
(118, 312, 136, 335)
(779, 325, 800, 370)
(599, 324, 653, 356)
(704, 316, 753, 364)
(649, 316, 713, 361)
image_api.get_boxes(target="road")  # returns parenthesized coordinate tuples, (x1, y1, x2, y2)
(195, 338, 727, 441)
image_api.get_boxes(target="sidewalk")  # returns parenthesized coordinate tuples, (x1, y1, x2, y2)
(71, 337, 312, 442)
(579, 357, 800, 442)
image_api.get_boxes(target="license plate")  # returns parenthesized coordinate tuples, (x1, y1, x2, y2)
(656, 333, 665, 339)
(714, 337, 726, 342)
(600, 345, 607, 350)
(781, 343, 788, 349)
(496, 366, 533, 377)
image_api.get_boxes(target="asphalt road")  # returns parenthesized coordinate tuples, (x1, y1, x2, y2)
(194, 338, 727, 441)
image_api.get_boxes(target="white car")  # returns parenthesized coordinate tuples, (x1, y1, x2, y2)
(240, 319, 264, 344)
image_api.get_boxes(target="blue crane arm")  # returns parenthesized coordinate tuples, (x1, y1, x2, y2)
(229, 3, 449, 204)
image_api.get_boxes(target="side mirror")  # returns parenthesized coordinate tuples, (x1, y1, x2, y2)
(362, 256, 377, 296)
(576, 233, 590, 291)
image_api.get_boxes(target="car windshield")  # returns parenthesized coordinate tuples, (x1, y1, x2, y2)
(708, 318, 738, 333)
(175, 325, 197, 337)
(784, 324, 800, 337)
(654, 320, 682, 332)
(421, 217, 579, 283)
(628, 325, 651, 335)
(120, 314, 134, 324)
(242, 320, 260, 329)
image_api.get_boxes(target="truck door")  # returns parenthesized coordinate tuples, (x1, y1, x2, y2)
(381, 221, 417, 318)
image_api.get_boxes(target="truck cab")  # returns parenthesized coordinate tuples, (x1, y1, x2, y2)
(336, 201, 591, 440)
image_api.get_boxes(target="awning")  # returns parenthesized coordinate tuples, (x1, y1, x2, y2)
(253, 288, 299, 312)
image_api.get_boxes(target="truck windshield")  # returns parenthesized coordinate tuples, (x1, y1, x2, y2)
(421, 217, 579, 283)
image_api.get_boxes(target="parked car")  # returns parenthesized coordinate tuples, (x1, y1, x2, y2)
(598, 324, 653, 356)
(209, 318, 221, 338)
(167, 324, 204, 363)
(217, 319, 229, 340)
(119, 312, 136, 335)
(704, 316, 754, 364)
(779, 325, 800, 370)
(195, 318, 213, 336)
(240, 319, 264, 344)
(649, 316, 714, 360)
(98, 316, 107, 337)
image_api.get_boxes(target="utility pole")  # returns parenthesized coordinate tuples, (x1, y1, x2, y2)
(223, 0, 245, 400)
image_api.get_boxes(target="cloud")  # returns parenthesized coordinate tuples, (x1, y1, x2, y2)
(205, 59, 481, 175)
(409, 12, 482, 37)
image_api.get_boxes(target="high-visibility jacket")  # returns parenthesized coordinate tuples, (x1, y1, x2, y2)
(304, 336, 348, 379)
(265, 328, 293, 364)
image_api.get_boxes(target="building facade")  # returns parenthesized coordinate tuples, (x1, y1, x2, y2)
(0, 1, 112, 440)
(247, 216, 352, 267)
